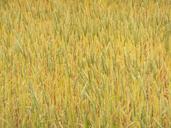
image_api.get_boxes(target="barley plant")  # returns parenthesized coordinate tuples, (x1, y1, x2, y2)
(0, 0, 171, 128)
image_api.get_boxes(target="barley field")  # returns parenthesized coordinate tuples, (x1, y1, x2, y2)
(0, 0, 171, 128)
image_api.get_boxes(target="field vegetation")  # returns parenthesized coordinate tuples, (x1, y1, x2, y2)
(0, 0, 171, 127)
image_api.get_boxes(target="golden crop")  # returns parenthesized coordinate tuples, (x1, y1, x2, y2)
(0, 0, 171, 127)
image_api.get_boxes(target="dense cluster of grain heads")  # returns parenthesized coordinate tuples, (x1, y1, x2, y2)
(0, 0, 171, 127)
